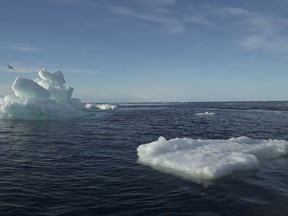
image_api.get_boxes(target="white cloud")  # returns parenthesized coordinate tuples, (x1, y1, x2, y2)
(217, 7, 252, 17)
(245, 17, 280, 34)
(61, 67, 101, 75)
(113, 6, 184, 33)
(216, 7, 280, 34)
(0, 63, 100, 75)
(112, 5, 211, 34)
(241, 34, 288, 53)
(138, 0, 176, 6)
(0, 41, 42, 52)
(39, 0, 99, 6)
(9, 45, 42, 52)
(217, 6, 288, 53)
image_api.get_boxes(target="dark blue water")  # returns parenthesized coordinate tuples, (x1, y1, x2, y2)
(1, 101, 288, 216)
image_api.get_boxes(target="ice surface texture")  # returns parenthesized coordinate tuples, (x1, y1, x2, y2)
(0, 68, 86, 120)
(12, 77, 51, 99)
(137, 136, 288, 180)
(85, 103, 118, 110)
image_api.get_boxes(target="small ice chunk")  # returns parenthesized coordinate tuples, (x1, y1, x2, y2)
(195, 112, 215, 116)
(85, 103, 118, 110)
(97, 104, 118, 110)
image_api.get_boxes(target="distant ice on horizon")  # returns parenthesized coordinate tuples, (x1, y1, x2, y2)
(195, 111, 215, 116)
(85, 103, 118, 110)
(0, 68, 86, 120)
(137, 136, 288, 182)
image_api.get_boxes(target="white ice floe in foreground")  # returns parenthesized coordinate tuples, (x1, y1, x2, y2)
(0, 68, 86, 120)
(85, 103, 118, 110)
(137, 136, 288, 180)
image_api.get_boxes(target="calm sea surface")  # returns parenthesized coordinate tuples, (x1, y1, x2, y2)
(1, 101, 288, 216)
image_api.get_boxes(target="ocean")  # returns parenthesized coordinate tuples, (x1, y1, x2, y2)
(0, 101, 288, 216)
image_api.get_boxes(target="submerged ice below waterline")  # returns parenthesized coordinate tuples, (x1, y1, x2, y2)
(137, 136, 288, 181)
(0, 69, 87, 120)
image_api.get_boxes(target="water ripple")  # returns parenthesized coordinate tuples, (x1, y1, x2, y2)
(0, 102, 288, 215)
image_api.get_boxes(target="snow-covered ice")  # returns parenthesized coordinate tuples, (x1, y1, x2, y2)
(85, 103, 118, 110)
(0, 68, 86, 120)
(137, 136, 288, 181)
(96, 104, 118, 110)
(195, 111, 215, 116)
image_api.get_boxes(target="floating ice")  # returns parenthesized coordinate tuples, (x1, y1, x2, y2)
(195, 111, 215, 116)
(137, 136, 288, 181)
(12, 77, 51, 99)
(97, 104, 118, 110)
(38, 69, 65, 85)
(85, 103, 95, 109)
(85, 103, 118, 110)
(0, 68, 87, 120)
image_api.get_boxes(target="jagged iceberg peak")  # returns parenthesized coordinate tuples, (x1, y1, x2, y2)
(35, 68, 73, 104)
(38, 68, 65, 85)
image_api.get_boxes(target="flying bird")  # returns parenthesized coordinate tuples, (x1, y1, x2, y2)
(7, 64, 14, 69)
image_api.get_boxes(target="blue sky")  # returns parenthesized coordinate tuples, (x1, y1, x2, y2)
(1, 0, 288, 102)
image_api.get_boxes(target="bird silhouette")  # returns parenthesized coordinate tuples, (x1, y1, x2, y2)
(7, 64, 14, 69)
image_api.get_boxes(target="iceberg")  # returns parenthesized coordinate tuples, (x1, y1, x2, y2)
(0, 68, 87, 120)
(137, 136, 288, 181)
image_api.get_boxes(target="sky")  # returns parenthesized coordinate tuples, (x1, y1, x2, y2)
(1, 0, 288, 102)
